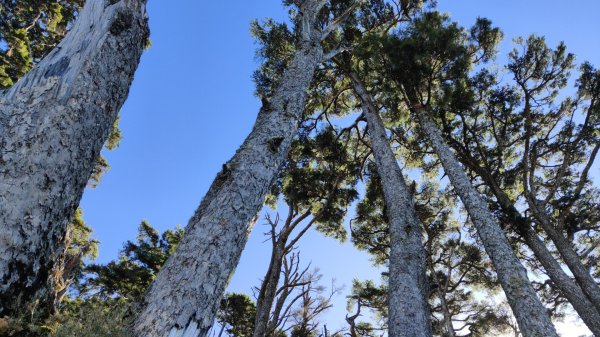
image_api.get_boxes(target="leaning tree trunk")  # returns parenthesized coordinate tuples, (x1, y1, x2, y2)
(470, 165, 600, 336)
(350, 73, 432, 337)
(527, 200, 600, 314)
(523, 228, 600, 335)
(0, 0, 148, 316)
(132, 2, 333, 336)
(253, 240, 287, 337)
(413, 107, 558, 337)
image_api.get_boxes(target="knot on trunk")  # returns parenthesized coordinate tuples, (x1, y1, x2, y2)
(110, 11, 133, 36)
(268, 137, 284, 153)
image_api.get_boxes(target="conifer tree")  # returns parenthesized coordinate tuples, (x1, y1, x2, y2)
(430, 35, 600, 334)
(133, 1, 364, 336)
(346, 71, 432, 337)
(253, 124, 359, 337)
(374, 13, 559, 336)
(351, 166, 513, 337)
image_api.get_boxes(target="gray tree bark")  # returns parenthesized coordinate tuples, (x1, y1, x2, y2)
(132, 2, 355, 336)
(253, 242, 286, 337)
(523, 228, 600, 336)
(414, 107, 558, 337)
(0, 0, 148, 315)
(453, 149, 600, 336)
(350, 73, 432, 337)
(527, 200, 600, 315)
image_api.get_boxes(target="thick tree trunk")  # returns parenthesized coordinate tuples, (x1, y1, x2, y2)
(350, 73, 432, 337)
(414, 108, 558, 337)
(0, 0, 148, 315)
(528, 201, 600, 314)
(132, 2, 328, 336)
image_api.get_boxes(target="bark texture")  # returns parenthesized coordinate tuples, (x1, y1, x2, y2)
(133, 2, 330, 336)
(0, 0, 148, 315)
(350, 73, 432, 337)
(523, 228, 600, 336)
(453, 148, 600, 335)
(414, 108, 558, 337)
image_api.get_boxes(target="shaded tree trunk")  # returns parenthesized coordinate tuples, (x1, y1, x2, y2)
(132, 1, 353, 336)
(0, 0, 148, 316)
(253, 211, 314, 337)
(414, 107, 558, 337)
(350, 73, 432, 337)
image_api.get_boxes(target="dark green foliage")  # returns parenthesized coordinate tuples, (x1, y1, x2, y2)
(0, 0, 84, 87)
(290, 326, 316, 337)
(251, 18, 296, 100)
(217, 293, 257, 337)
(268, 126, 360, 241)
(81, 221, 184, 301)
(47, 299, 131, 337)
(352, 164, 389, 265)
(53, 208, 99, 307)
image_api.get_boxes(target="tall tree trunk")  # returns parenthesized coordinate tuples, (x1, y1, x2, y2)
(0, 0, 148, 316)
(527, 200, 600, 314)
(132, 2, 338, 336)
(350, 73, 432, 337)
(413, 107, 558, 337)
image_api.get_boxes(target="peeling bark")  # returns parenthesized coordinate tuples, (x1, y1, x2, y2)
(132, 2, 332, 336)
(414, 108, 558, 337)
(0, 0, 148, 315)
(350, 73, 432, 337)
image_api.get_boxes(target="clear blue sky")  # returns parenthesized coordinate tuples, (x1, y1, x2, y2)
(79, 0, 600, 334)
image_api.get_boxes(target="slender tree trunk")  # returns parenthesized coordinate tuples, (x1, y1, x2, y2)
(132, 2, 332, 336)
(528, 201, 600, 314)
(253, 242, 286, 337)
(466, 163, 600, 335)
(414, 107, 558, 337)
(0, 0, 148, 316)
(350, 73, 432, 337)
(523, 228, 600, 336)
(437, 130, 600, 334)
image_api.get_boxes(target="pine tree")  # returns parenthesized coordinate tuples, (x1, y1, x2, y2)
(133, 2, 362, 336)
(377, 13, 559, 337)
(429, 35, 600, 334)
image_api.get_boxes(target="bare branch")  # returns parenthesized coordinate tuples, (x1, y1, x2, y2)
(321, 1, 363, 41)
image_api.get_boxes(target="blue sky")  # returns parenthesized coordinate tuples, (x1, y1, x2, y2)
(79, 0, 600, 334)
